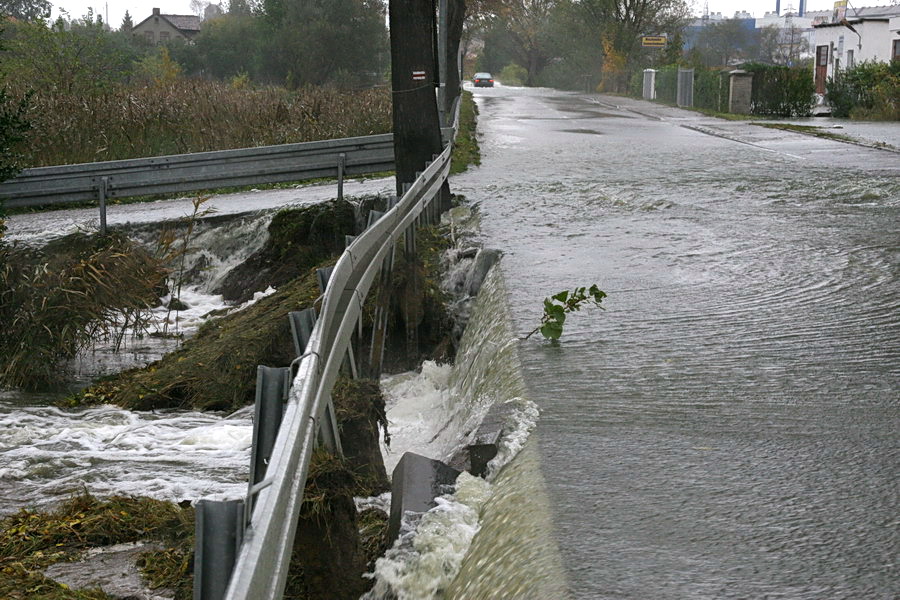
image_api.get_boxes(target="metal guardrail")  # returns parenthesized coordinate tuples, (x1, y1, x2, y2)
(222, 96, 461, 600)
(0, 128, 457, 211)
(0, 134, 394, 209)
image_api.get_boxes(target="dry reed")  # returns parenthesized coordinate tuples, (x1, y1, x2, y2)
(10, 79, 391, 167)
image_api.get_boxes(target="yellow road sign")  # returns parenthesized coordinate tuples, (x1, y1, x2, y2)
(642, 35, 667, 48)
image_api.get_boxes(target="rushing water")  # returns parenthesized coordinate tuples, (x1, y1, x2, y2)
(451, 87, 900, 599)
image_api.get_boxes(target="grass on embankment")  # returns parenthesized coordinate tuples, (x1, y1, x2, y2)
(450, 90, 481, 175)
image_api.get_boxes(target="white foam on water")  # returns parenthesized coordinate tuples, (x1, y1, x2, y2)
(380, 361, 456, 475)
(365, 473, 492, 600)
(0, 402, 252, 514)
(485, 397, 540, 480)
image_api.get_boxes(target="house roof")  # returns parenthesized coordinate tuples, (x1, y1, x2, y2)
(849, 4, 900, 18)
(161, 14, 202, 32)
(812, 3, 900, 27)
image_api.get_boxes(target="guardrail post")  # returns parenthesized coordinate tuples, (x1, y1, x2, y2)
(337, 153, 346, 201)
(289, 308, 318, 357)
(97, 176, 109, 235)
(248, 366, 290, 490)
(194, 499, 244, 600)
(317, 398, 344, 455)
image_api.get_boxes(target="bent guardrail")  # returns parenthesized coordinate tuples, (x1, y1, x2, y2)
(218, 96, 460, 600)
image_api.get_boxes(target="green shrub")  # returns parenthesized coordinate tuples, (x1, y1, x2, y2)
(742, 62, 814, 117)
(826, 60, 900, 120)
(654, 65, 678, 104)
(628, 69, 643, 97)
(498, 62, 528, 87)
(694, 67, 729, 112)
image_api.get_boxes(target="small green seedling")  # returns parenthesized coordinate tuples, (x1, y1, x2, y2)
(525, 284, 607, 341)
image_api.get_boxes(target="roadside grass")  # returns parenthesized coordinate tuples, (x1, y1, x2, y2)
(450, 90, 481, 174)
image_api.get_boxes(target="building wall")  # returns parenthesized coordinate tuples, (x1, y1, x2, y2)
(132, 10, 189, 45)
(813, 19, 895, 80)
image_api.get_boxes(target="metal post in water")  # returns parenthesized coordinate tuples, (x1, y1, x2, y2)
(194, 499, 244, 600)
(97, 176, 109, 235)
(337, 153, 346, 201)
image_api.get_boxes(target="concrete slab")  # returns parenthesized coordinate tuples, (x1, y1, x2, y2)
(387, 452, 461, 544)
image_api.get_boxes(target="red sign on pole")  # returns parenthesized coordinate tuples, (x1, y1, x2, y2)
(412, 70, 426, 81)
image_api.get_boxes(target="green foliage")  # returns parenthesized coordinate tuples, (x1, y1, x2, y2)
(526, 285, 607, 341)
(693, 67, 729, 112)
(654, 64, 678, 104)
(3, 18, 145, 96)
(498, 62, 528, 86)
(742, 62, 814, 117)
(826, 60, 900, 120)
(450, 90, 481, 174)
(0, 0, 51, 21)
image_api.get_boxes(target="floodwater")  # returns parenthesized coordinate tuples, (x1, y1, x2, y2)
(452, 86, 899, 599)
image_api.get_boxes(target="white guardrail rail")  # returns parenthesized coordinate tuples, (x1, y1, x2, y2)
(224, 98, 461, 599)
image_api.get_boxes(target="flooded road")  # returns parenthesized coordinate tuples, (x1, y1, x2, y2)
(452, 87, 899, 599)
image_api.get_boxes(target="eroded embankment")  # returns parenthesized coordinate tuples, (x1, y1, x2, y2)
(1, 196, 463, 598)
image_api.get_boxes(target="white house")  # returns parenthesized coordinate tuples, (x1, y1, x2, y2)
(812, 4, 900, 93)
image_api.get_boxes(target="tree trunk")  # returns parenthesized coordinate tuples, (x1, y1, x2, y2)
(444, 0, 466, 116)
(390, 0, 443, 196)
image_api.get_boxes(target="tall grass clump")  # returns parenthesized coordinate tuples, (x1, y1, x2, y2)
(9, 79, 391, 167)
(0, 232, 167, 389)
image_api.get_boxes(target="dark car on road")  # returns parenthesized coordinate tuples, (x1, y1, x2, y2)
(473, 72, 494, 87)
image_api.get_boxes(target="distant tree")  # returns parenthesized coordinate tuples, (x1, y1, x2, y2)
(4, 18, 143, 94)
(574, 0, 690, 73)
(190, 0, 209, 16)
(259, 0, 388, 87)
(695, 19, 753, 66)
(204, 3, 224, 20)
(120, 10, 134, 33)
(228, 0, 254, 15)
(0, 0, 52, 22)
(487, 0, 558, 86)
(189, 13, 261, 78)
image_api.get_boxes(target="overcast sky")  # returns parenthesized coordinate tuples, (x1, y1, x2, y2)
(50, 0, 848, 32)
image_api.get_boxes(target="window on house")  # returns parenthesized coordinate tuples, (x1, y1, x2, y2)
(144, 31, 154, 43)
(846, 49, 854, 69)
(893, 39, 900, 61)
(159, 31, 170, 42)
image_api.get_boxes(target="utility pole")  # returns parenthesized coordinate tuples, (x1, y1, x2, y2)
(389, 0, 443, 196)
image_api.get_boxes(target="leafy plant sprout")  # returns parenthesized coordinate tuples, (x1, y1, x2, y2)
(525, 285, 607, 341)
